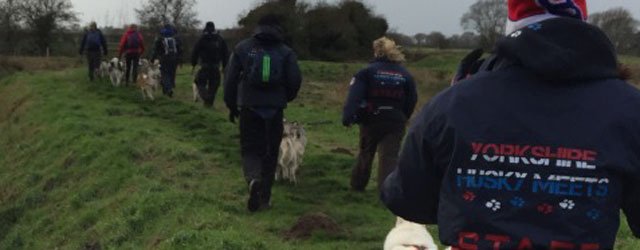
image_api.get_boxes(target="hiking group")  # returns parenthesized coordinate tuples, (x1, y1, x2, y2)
(77, 0, 640, 248)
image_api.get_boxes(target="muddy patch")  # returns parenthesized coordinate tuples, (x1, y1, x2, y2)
(330, 147, 353, 156)
(283, 212, 345, 240)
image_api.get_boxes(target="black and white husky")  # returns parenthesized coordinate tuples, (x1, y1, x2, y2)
(108, 57, 124, 87)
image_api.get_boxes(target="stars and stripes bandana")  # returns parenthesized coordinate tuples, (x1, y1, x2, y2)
(506, 0, 588, 34)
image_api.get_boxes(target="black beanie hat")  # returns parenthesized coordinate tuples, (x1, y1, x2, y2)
(205, 21, 215, 31)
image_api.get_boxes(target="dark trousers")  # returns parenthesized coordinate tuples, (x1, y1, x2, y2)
(124, 53, 140, 84)
(86, 51, 101, 81)
(351, 121, 405, 191)
(160, 57, 178, 94)
(195, 66, 221, 107)
(240, 108, 284, 204)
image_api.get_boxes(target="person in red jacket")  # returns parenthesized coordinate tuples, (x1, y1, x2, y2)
(118, 24, 145, 85)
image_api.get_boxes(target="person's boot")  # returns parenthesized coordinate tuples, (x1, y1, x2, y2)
(259, 188, 272, 210)
(247, 179, 262, 212)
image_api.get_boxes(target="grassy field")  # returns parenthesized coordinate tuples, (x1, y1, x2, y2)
(0, 52, 638, 249)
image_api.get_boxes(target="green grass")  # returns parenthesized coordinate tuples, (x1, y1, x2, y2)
(0, 52, 638, 249)
(0, 65, 407, 249)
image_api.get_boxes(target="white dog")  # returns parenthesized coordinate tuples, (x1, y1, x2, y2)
(384, 217, 439, 250)
(137, 59, 161, 100)
(192, 81, 201, 102)
(108, 57, 124, 87)
(98, 61, 110, 81)
(276, 121, 307, 184)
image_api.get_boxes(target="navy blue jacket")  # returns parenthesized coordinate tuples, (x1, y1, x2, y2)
(382, 18, 640, 249)
(342, 58, 418, 126)
(223, 25, 302, 110)
(79, 29, 107, 55)
(190, 29, 229, 69)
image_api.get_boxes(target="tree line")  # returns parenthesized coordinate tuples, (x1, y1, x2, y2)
(1, 0, 640, 58)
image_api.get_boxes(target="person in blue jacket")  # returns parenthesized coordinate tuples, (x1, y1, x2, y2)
(152, 24, 182, 97)
(342, 37, 417, 192)
(79, 22, 107, 82)
(381, 0, 640, 249)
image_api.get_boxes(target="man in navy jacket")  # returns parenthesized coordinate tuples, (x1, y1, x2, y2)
(79, 22, 107, 82)
(382, 0, 640, 249)
(224, 14, 302, 212)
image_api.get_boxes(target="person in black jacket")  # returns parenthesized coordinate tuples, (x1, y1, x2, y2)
(191, 21, 229, 107)
(79, 22, 108, 82)
(342, 37, 417, 192)
(152, 24, 182, 97)
(381, 0, 640, 249)
(224, 14, 302, 212)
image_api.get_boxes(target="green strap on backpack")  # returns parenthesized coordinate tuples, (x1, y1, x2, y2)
(262, 54, 271, 83)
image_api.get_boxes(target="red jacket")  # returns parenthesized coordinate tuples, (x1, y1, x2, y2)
(118, 28, 145, 57)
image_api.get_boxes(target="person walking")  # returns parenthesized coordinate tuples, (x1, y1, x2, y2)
(79, 22, 108, 82)
(342, 37, 417, 192)
(191, 21, 229, 107)
(118, 24, 145, 85)
(224, 14, 302, 212)
(152, 24, 182, 97)
(382, 0, 640, 249)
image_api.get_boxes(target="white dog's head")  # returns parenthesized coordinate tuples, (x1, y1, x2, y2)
(384, 217, 438, 250)
(284, 121, 306, 140)
(109, 57, 123, 71)
(147, 59, 161, 79)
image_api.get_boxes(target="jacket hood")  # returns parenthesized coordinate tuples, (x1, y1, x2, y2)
(253, 25, 284, 45)
(496, 17, 619, 82)
(160, 26, 175, 37)
(125, 28, 138, 35)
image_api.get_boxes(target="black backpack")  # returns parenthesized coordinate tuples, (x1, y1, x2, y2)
(246, 45, 285, 90)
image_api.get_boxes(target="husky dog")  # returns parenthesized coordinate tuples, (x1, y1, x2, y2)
(384, 217, 439, 250)
(276, 121, 307, 184)
(192, 80, 201, 102)
(137, 59, 161, 100)
(108, 57, 124, 87)
(139, 58, 150, 69)
(98, 61, 110, 81)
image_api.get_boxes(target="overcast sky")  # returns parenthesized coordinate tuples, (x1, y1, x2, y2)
(71, 0, 640, 35)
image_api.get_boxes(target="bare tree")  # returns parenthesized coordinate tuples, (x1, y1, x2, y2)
(448, 32, 480, 49)
(136, 0, 200, 32)
(589, 7, 638, 54)
(19, 0, 78, 56)
(0, 0, 24, 54)
(460, 0, 506, 49)
(425, 31, 448, 49)
(413, 33, 428, 46)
